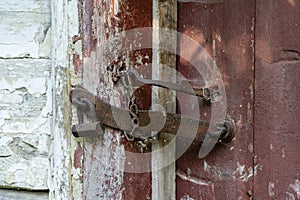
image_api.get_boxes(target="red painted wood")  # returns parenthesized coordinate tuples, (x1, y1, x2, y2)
(78, 1, 300, 199)
(80, 0, 153, 199)
(176, 1, 255, 199)
(254, 1, 300, 199)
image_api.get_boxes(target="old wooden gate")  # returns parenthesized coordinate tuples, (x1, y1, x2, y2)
(72, 0, 300, 199)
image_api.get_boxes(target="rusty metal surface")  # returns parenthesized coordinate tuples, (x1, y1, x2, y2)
(70, 87, 211, 141)
(176, 1, 255, 199)
(254, 1, 300, 199)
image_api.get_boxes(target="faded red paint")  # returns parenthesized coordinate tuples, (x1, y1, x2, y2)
(176, 1, 255, 199)
(72, 54, 82, 75)
(74, 142, 83, 169)
(77, 0, 300, 199)
(79, 0, 96, 57)
(80, 0, 153, 199)
(254, 1, 300, 199)
(113, 1, 153, 199)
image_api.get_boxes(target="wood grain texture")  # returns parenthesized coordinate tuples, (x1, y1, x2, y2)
(81, 0, 153, 199)
(50, 0, 83, 199)
(0, 189, 48, 200)
(152, 0, 177, 199)
(0, 0, 51, 58)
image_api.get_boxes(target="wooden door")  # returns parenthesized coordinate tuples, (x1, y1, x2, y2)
(75, 0, 300, 199)
(176, 1, 255, 199)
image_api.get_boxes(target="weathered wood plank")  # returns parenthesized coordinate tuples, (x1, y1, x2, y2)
(152, 0, 177, 199)
(0, 59, 51, 190)
(0, 0, 50, 12)
(254, 1, 300, 199)
(176, 1, 255, 199)
(81, 1, 126, 199)
(50, 0, 83, 199)
(0, 189, 48, 200)
(81, 0, 154, 199)
(0, 11, 51, 58)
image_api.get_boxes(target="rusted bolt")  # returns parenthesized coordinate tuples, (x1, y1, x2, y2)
(219, 117, 236, 143)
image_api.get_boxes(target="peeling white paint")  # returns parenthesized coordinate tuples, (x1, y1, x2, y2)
(27, 78, 47, 95)
(0, 9, 51, 58)
(289, 179, 300, 199)
(236, 162, 245, 176)
(180, 194, 195, 200)
(249, 84, 253, 99)
(0, 111, 10, 127)
(215, 34, 222, 42)
(247, 102, 252, 121)
(286, 191, 296, 200)
(281, 147, 286, 158)
(248, 143, 253, 152)
(177, 171, 210, 186)
(269, 182, 275, 197)
(203, 160, 224, 180)
(0, 0, 51, 192)
(234, 162, 263, 182)
(113, 0, 119, 15)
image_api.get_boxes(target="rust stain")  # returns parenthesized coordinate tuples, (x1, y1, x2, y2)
(81, 0, 96, 57)
(73, 53, 82, 75)
(72, 35, 82, 44)
(74, 142, 83, 169)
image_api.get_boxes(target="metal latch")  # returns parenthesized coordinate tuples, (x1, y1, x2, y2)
(70, 69, 235, 158)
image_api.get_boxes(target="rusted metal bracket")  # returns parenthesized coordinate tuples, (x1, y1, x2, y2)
(70, 86, 235, 156)
(126, 69, 214, 102)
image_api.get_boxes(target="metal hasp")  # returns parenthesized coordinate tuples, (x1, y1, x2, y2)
(126, 69, 214, 102)
(70, 84, 235, 158)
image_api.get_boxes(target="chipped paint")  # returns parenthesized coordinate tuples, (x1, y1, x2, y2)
(289, 179, 300, 199)
(286, 192, 295, 200)
(281, 146, 286, 158)
(248, 143, 253, 153)
(269, 182, 275, 197)
(203, 160, 222, 180)
(0, 0, 51, 58)
(215, 34, 222, 42)
(180, 194, 195, 200)
(236, 162, 245, 176)
(177, 171, 210, 186)
(247, 102, 252, 122)
(203, 160, 261, 183)
(73, 142, 83, 169)
(113, 0, 119, 15)
(0, 57, 51, 191)
(248, 83, 254, 99)
(232, 162, 263, 182)
(79, 0, 157, 198)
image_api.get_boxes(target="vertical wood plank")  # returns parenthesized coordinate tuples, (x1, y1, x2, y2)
(176, 1, 255, 199)
(152, 0, 177, 199)
(51, 0, 85, 199)
(81, 1, 125, 199)
(254, 1, 300, 199)
(50, 0, 75, 199)
(80, 0, 153, 199)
